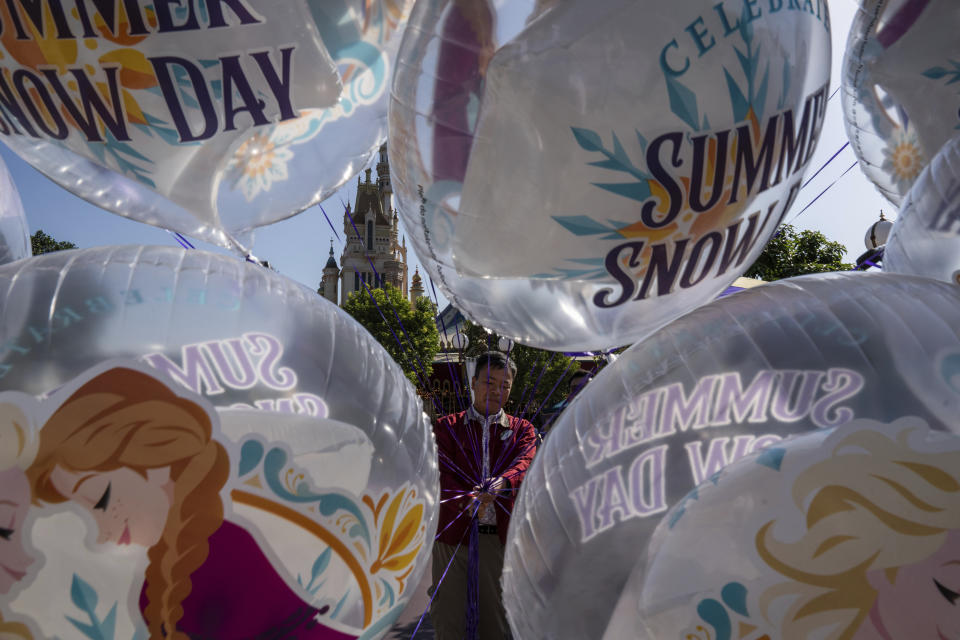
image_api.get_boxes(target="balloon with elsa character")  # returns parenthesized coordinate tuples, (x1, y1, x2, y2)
(502, 272, 960, 639)
(618, 418, 960, 640)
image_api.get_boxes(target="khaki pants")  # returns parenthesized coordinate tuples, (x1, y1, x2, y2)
(430, 537, 511, 640)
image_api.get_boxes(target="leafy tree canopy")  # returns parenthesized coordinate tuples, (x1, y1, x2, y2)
(459, 321, 584, 424)
(343, 284, 439, 386)
(31, 230, 77, 255)
(745, 224, 851, 281)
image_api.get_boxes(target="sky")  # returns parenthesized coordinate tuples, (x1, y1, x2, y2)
(0, 0, 889, 314)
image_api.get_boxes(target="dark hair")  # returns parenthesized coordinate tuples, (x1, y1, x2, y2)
(472, 351, 517, 380)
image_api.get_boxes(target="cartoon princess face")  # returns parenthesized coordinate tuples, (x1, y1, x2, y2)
(47, 466, 173, 548)
(866, 528, 960, 640)
(753, 422, 960, 640)
(0, 467, 32, 595)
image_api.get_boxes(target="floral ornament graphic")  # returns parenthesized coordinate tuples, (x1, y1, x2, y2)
(882, 125, 925, 193)
(683, 582, 770, 640)
(235, 438, 428, 629)
(227, 129, 298, 201)
(225, 0, 405, 202)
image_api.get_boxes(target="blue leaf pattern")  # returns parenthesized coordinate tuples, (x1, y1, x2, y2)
(735, 48, 752, 83)
(778, 57, 791, 110)
(635, 130, 648, 154)
(664, 74, 701, 131)
(311, 548, 332, 584)
(587, 158, 624, 171)
(571, 128, 650, 181)
(610, 133, 630, 166)
(65, 574, 124, 640)
(101, 604, 117, 640)
(593, 181, 651, 202)
(571, 127, 603, 152)
(923, 60, 960, 90)
(720, 14, 778, 124)
(754, 64, 770, 122)
(67, 616, 100, 639)
(298, 547, 333, 595)
(552, 216, 620, 236)
(71, 574, 98, 612)
(738, 5, 754, 46)
(724, 69, 749, 122)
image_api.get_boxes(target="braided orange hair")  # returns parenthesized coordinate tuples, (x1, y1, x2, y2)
(27, 367, 229, 639)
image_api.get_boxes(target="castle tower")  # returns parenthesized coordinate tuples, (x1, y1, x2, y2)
(410, 267, 424, 308)
(376, 143, 392, 215)
(339, 145, 407, 305)
(321, 239, 339, 304)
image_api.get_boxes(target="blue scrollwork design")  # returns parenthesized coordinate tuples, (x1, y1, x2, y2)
(262, 447, 371, 546)
(238, 439, 265, 476)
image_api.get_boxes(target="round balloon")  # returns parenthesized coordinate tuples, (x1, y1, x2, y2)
(276, 0, 416, 232)
(0, 246, 437, 640)
(0, 1, 411, 251)
(389, 0, 831, 350)
(502, 271, 960, 639)
(606, 418, 960, 639)
(841, 0, 960, 206)
(0, 153, 29, 265)
(884, 134, 960, 285)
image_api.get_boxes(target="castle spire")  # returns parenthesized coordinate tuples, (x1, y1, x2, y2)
(324, 238, 338, 270)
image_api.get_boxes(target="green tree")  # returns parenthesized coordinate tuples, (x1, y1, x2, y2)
(31, 230, 77, 255)
(745, 224, 851, 281)
(460, 321, 579, 422)
(343, 284, 439, 386)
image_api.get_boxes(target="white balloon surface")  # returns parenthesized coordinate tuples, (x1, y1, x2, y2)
(611, 419, 960, 640)
(0, 154, 29, 265)
(503, 272, 960, 639)
(884, 135, 960, 285)
(0, 246, 437, 640)
(842, 0, 960, 205)
(0, 1, 412, 251)
(390, 0, 832, 350)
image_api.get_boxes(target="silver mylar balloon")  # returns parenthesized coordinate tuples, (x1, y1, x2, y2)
(842, 0, 960, 205)
(0, 154, 30, 266)
(0, 2, 414, 252)
(884, 135, 960, 285)
(0, 246, 437, 640)
(390, 0, 831, 351)
(612, 418, 960, 639)
(503, 271, 960, 639)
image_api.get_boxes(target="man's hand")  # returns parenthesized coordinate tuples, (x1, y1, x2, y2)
(468, 477, 507, 520)
(472, 476, 506, 502)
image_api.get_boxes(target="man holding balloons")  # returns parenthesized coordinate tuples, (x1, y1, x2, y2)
(430, 351, 538, 640)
